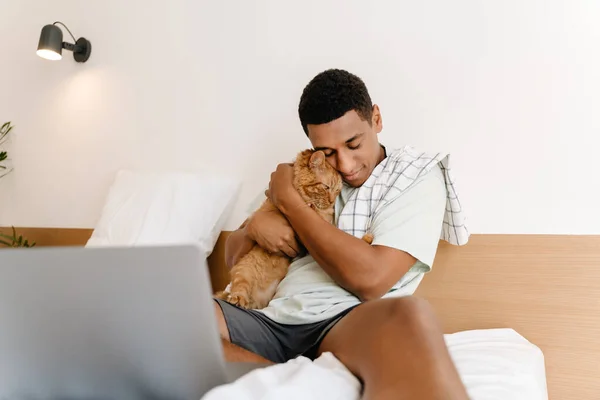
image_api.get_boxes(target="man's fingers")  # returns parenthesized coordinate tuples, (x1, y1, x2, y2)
(286, 237, 301, 255)
(281, 243, 298, 258)
(267, 246, 283, 256)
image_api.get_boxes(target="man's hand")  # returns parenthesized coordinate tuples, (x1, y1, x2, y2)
(224, 162, 306, 268)
(245, 208, 301, 258)
(268, 163, 304, 211)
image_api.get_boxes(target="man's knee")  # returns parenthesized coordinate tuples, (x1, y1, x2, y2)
(384, 296, 441, 334)
(213, 300, 231, 341)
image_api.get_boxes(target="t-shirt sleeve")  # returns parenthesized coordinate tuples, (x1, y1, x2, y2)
(370, 164, 446, 271)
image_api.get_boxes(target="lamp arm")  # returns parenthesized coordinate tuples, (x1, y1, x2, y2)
(53, 21, 77, 43)
(62, 42, 83, 53)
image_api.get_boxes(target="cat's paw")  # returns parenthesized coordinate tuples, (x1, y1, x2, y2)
(227, 293, 250, 309)
(362, 233, 374, 244)
(214, 290, 229, 300)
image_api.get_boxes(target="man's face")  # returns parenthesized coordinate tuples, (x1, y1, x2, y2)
(307, 106, 384, 187)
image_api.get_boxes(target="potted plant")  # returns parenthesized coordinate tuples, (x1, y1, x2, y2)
(0, 121, 35, 248)
(0, 227, 35, 248)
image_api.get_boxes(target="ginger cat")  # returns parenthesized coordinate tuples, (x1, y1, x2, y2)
(215, 149, 343, 309)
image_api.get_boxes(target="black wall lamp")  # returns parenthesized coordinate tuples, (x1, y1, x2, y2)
(36, 22, 91, 63)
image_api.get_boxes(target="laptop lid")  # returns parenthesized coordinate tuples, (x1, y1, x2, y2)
(0, 244, 227, 400)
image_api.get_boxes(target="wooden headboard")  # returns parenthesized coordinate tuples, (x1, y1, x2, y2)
(3, 227, 599, 399)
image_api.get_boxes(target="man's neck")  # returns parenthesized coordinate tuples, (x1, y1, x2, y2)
(378, 144, 387, 164)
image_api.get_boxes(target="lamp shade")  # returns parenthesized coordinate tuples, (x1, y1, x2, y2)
(36, 24, 63, 60)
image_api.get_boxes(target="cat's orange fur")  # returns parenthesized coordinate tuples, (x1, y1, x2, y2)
(215, 149, 344, 309)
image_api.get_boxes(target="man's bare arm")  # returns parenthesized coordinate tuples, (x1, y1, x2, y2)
(266, 162, 416, 301)
(279, 201, 416, 301)
(224, 208, 302, 269)
(224, 220, 254, 269)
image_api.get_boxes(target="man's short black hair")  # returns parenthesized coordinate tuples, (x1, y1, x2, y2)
(298, 69, 373, 136)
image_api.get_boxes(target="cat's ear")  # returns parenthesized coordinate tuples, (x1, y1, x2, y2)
(309, 151, 325, 169)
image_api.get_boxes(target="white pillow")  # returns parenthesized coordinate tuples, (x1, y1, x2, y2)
(446, 328, 548, 400)
(86, 170, 240, 257)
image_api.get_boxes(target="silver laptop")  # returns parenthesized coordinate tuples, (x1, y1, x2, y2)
(0, 244, 260, 399)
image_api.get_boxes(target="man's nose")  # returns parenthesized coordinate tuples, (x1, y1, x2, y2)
(336, 153, 353, 174)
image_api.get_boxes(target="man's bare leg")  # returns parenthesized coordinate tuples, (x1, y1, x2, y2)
(318, 296, 469, 400)
(214, 301, 274, 364)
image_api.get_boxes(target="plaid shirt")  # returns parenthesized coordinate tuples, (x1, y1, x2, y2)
(337, 146, 469, 246)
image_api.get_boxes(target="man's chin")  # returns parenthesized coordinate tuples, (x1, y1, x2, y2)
(343, 176, 367, 187)
(342, 169, 367, 187)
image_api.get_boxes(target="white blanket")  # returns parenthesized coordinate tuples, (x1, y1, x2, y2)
(202, 329, 548, 400)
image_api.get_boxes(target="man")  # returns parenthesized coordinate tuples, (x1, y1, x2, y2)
(214, 69, 469, 399)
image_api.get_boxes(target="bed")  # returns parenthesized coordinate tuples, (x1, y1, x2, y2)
(3, 227, 599, 399)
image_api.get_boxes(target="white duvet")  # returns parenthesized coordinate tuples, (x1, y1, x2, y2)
(202, 328, 548, 400)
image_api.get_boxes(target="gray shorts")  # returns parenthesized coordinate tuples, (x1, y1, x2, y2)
(214, 298, 358, 363)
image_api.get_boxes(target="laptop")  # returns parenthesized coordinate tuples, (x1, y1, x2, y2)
(0, 244, 261, 399)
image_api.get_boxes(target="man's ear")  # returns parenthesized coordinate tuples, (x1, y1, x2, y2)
(372, 104, 383, 134)
(309, 151, 326, 168)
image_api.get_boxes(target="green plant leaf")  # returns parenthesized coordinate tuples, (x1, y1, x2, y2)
(0, 226, 36, 248)
(0, 122, 11, 139)
(0, 122, 10, 133)
(0, 121, 13, 179)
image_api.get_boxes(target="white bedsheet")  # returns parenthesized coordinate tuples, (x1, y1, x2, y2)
(202, 328, 547, 400)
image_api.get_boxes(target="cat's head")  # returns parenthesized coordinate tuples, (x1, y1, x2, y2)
(293, 149, 343, 210)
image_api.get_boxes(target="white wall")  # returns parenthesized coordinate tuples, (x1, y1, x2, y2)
(1, 0, 599, 234)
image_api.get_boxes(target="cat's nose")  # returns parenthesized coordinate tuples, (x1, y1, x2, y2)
(330, 192, 337, 203)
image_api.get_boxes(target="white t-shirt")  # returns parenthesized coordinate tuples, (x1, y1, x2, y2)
(252, 164, 447, 325)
